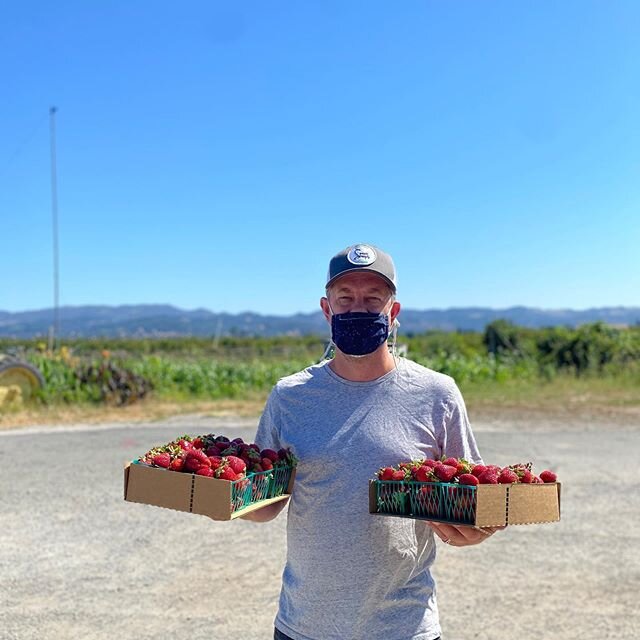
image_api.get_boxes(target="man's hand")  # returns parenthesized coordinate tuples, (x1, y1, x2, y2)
(239, 497, 289, 522)
(427, 522, 505, 547)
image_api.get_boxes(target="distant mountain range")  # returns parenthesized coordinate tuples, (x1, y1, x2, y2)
(0, 305, 638, 338)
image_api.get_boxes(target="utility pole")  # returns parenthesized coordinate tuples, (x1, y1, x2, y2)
(49, 106, 60, 350)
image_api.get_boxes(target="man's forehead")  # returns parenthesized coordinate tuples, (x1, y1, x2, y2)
(330, 272, 391, 292)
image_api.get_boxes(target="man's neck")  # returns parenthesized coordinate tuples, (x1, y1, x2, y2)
(328, 347, 397, 382)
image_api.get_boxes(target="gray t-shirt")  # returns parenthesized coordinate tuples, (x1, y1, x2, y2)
(255, 357, 482, 640)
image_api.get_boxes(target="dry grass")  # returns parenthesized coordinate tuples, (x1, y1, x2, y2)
(0, 396, 269, 430)
(2, 375, 639, 431)
(463, 375, 640, 423)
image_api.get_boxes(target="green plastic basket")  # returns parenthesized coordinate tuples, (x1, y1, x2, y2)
(408, 482, 443, 519)
(231, 476, 254, 512)
(229, 466, 295, 513)
(376, 480, 477, 524)
(270, 466, 293, 498)
(376, 480, 410, 515)
(250, 470, 273, 502)
(440, 484, 477, 524)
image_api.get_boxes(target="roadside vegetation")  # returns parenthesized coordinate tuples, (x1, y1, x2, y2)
(1, 321, 639, 424)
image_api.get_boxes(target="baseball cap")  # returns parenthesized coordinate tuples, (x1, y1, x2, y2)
(326, 244, 397, 293)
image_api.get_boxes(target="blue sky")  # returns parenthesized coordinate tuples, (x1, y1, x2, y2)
(1, 1, 638, 315)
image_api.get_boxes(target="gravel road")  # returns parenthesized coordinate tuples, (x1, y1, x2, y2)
(1, 414, 639, 640)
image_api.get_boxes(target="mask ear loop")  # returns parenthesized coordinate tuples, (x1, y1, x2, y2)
(319, 298, 336, 362)
(385, 296, 400, 369)
(320, 339, 335, 362)
(390, 317, 400, 369)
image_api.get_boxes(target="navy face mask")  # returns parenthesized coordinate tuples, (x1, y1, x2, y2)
(331, 311, 390, 356)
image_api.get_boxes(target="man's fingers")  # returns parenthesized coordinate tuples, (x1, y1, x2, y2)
(427, 522, 502, 546)
(428, 522, 474, 543)
(454, 525, 484, 542)
(473, 525, 506, 536)
(426, 522, 450, 542)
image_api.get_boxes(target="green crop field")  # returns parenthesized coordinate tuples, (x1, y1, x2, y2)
(1, 321, 639, 419)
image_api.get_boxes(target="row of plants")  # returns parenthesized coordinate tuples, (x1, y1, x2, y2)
(24, 352, 311, 406)
(1, 322, 638, 407)
(0, 335, 324, 361)
(3, 321, 639, 373)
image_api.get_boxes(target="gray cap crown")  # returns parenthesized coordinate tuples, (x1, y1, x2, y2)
(326, 244, 397, 292)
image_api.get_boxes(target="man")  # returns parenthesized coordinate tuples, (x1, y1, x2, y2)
(243, 243, 500, 640)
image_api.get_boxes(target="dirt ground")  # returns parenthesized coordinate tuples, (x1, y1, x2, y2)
(1, 413, 639, 639)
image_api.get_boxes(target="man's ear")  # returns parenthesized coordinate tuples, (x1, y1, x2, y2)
(390, 301, 401, 326)
(320, 297, 331, 322)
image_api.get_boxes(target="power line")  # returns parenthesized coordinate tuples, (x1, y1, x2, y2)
(49, 106, 60, 349)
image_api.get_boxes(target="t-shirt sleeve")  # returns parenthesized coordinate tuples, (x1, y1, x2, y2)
(440, 381, 483, 465)
(254, 385, 283, 451)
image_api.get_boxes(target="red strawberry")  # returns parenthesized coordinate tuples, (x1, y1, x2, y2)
(498, 468, 519, 484)
(246, 452, 262, 468)
(184, 456, 202, 473)
(178, 439, 193, 450)
(186, 448, 209, 465)
(169, 456, 185, 472)
(208, 456, 224, 471)
(442, 457, 459, 468)
(422, 458, 438, 468)
(458, 473, 479, 486)
(261, 457, 274, 471)
(275, 447, 298, 467)
(196, 466, 214, 477)
(471, 464, 487, 478)
(519, 469, 534, 483)
(456, 459, 473, 475)
(540, 470, 557, 483)
(477, 469, 499, 484)
(192, 437, 204, 449)
(152, 452, 171, 468)
(434, 463, 458, 482)
(226, 456, 246, 475)
(532, 475, 544, 484)
(391, 469, 406, 481)
(378, 467, 395, 481)
(217, 466, 239, 481)
(413, 466, 433, 483)
(222, 445, 241, 455)
(261, 449, 279, 463)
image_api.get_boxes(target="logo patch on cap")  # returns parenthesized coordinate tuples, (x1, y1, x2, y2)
(347, 244, 377, 266)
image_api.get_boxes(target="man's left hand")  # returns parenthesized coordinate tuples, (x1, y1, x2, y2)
(427, 522, 505, 547)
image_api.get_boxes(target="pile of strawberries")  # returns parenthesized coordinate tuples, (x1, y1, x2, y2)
(377, 456, 557, 485)
(139, 434, 297, 483)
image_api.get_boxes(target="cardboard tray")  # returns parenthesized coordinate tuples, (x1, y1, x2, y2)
(124, 462, 295, 521)
(369, 480, 561, 526)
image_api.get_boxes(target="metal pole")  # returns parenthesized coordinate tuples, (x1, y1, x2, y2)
(49, 106, 60, 349)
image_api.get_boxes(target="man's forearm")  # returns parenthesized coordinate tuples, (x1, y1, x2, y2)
(239, 498, 289, 522)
